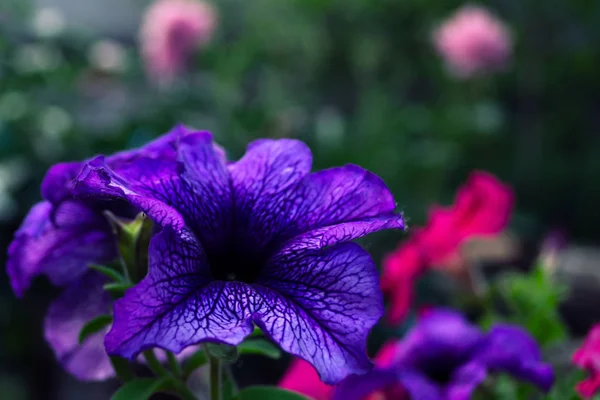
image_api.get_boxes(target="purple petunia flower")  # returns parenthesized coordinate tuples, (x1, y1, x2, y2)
(334, 309, 554, 400)
(73, 130, 405, 384)
(6, 127, 183, 380)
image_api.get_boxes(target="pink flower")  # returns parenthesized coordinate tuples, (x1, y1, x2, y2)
(573, 324, 600, 398)
(139, 0, 216, 83)
(433, 5, 511, 78)
(381, 171, 514, 324)
(279, 343, 404, 400)
(279, 358, 333, 400)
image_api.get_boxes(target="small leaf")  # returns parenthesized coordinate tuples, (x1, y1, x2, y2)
(79, 314, 112, 344)
(250, 326, 264, 337)
(104, 282, 134, 297)
(236, 386, 310, 400)
(238, 339, 281, 359)
(111, 377, 170, 400)
(205, 342, 238, 362)
(89, 263, 125, 283)
(182, 349, 208, 377)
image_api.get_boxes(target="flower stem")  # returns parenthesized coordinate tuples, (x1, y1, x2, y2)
(209, 353, 222, 400)
(143, 349, 197, 400)
(167, 350, 182, 378)
(143, 349, 170, 376)
(109, 356, 136, 382)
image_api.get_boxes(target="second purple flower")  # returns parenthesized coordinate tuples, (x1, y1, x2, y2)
(74, 129, 405, 384)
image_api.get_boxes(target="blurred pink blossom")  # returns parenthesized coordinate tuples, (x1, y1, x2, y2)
(433, 5, 511, 78)
(139, 0, 216, 83)
(573, 324, 600, 398)
(381, 171, 514, 324)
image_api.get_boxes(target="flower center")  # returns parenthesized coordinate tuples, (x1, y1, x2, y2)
(422, 359, 463, 385)
(207, 246, 267, 283)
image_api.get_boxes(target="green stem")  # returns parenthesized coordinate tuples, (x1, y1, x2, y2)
(143, 349, 170, 376)
(168, 378, 198, 400)
(167, 350, 182, 378)
(143, 350, 197, 400)
(109, 356, 136, 382)
(209, 353, 222, 400)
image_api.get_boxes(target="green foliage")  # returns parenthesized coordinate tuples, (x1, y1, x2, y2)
(103, 282, 134, 297)
(545, 371, 589, 400)
(480, 265, 568, 347)
(88, 264, 125, 283)
(205, 342, 239, 363)
(236, 386, 310, 400)
(181, 349, 208, 378)
(78, 314, 112, 344)
(110, 377, 170, 400)
(238, 338, 282, 359)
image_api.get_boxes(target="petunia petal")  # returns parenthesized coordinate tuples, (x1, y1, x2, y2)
(41, 162, 83, 204)
(445, 361, 487, 400)
(396, 369, 443, 400)
(105, 227, 220, 358)
(7, 200, 116, 296)
(44, 271, 114, 381)
(280, 165, 401, 243)
(395, 309, 484, 369)
(228, 138, 312, 249)
(332, 367, 398, 400)
(473, 324, 554, 392)
(279, 359, 333, 400)
(73, 131, 231, 240)
(74, 155, 187, 229)
(106, 228, 381, 384)
(573, 324, 600, 398)
(281, 215, 405, 252)
(259, 242, 384, 384)
(176, 132, 233, 248)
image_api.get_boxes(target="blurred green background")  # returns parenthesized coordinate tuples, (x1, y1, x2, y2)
(1, 0, 599, 398)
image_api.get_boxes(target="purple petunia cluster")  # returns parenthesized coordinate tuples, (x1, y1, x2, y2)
(7, 125, 405, 384)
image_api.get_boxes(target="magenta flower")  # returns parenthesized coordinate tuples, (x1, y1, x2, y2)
(382, 171, 514, 324)
(573, 324, 600, 398)
(335, 309, 554, 400)
(6, 129, 181, 380)
(139, 0, 217, 83)
(433, 5, 511, 78)
(74, 130, 404, 384)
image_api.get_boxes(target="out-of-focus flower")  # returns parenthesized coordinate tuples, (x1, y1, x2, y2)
(381, 171, 514, 324)
(433, 5, 511, 78)
(280, 342, 403, 400)
(573, 324, 600, 398)
(334, 309, 553, 400)
(30, 7, 66, 38)
(538, 229, 567, 273)
(88, 40, 128, 73)
(75, 130, 404, 384)
(6, 127, 183, 380)
(139, 0, 217, 83)
(280, 358, 333, 400)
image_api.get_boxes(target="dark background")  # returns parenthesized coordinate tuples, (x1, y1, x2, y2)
(1, 0, 599, 398)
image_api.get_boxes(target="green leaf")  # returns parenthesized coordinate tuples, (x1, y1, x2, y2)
(250, 326, 264, 337)
(205, 342, 239, 362)
(480, 264, 568, 347)
(103, 282, 134, 297)
(110, 356, 136, 382)
(222, 368, 239, 400)
(111, 377, 170, 400)
(89, 263, 125, 283)
(236, 386, 310, 400)
(182, 349, 208, 377)
(79, 314, 113, 344)
(238, 339, 281, 359)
